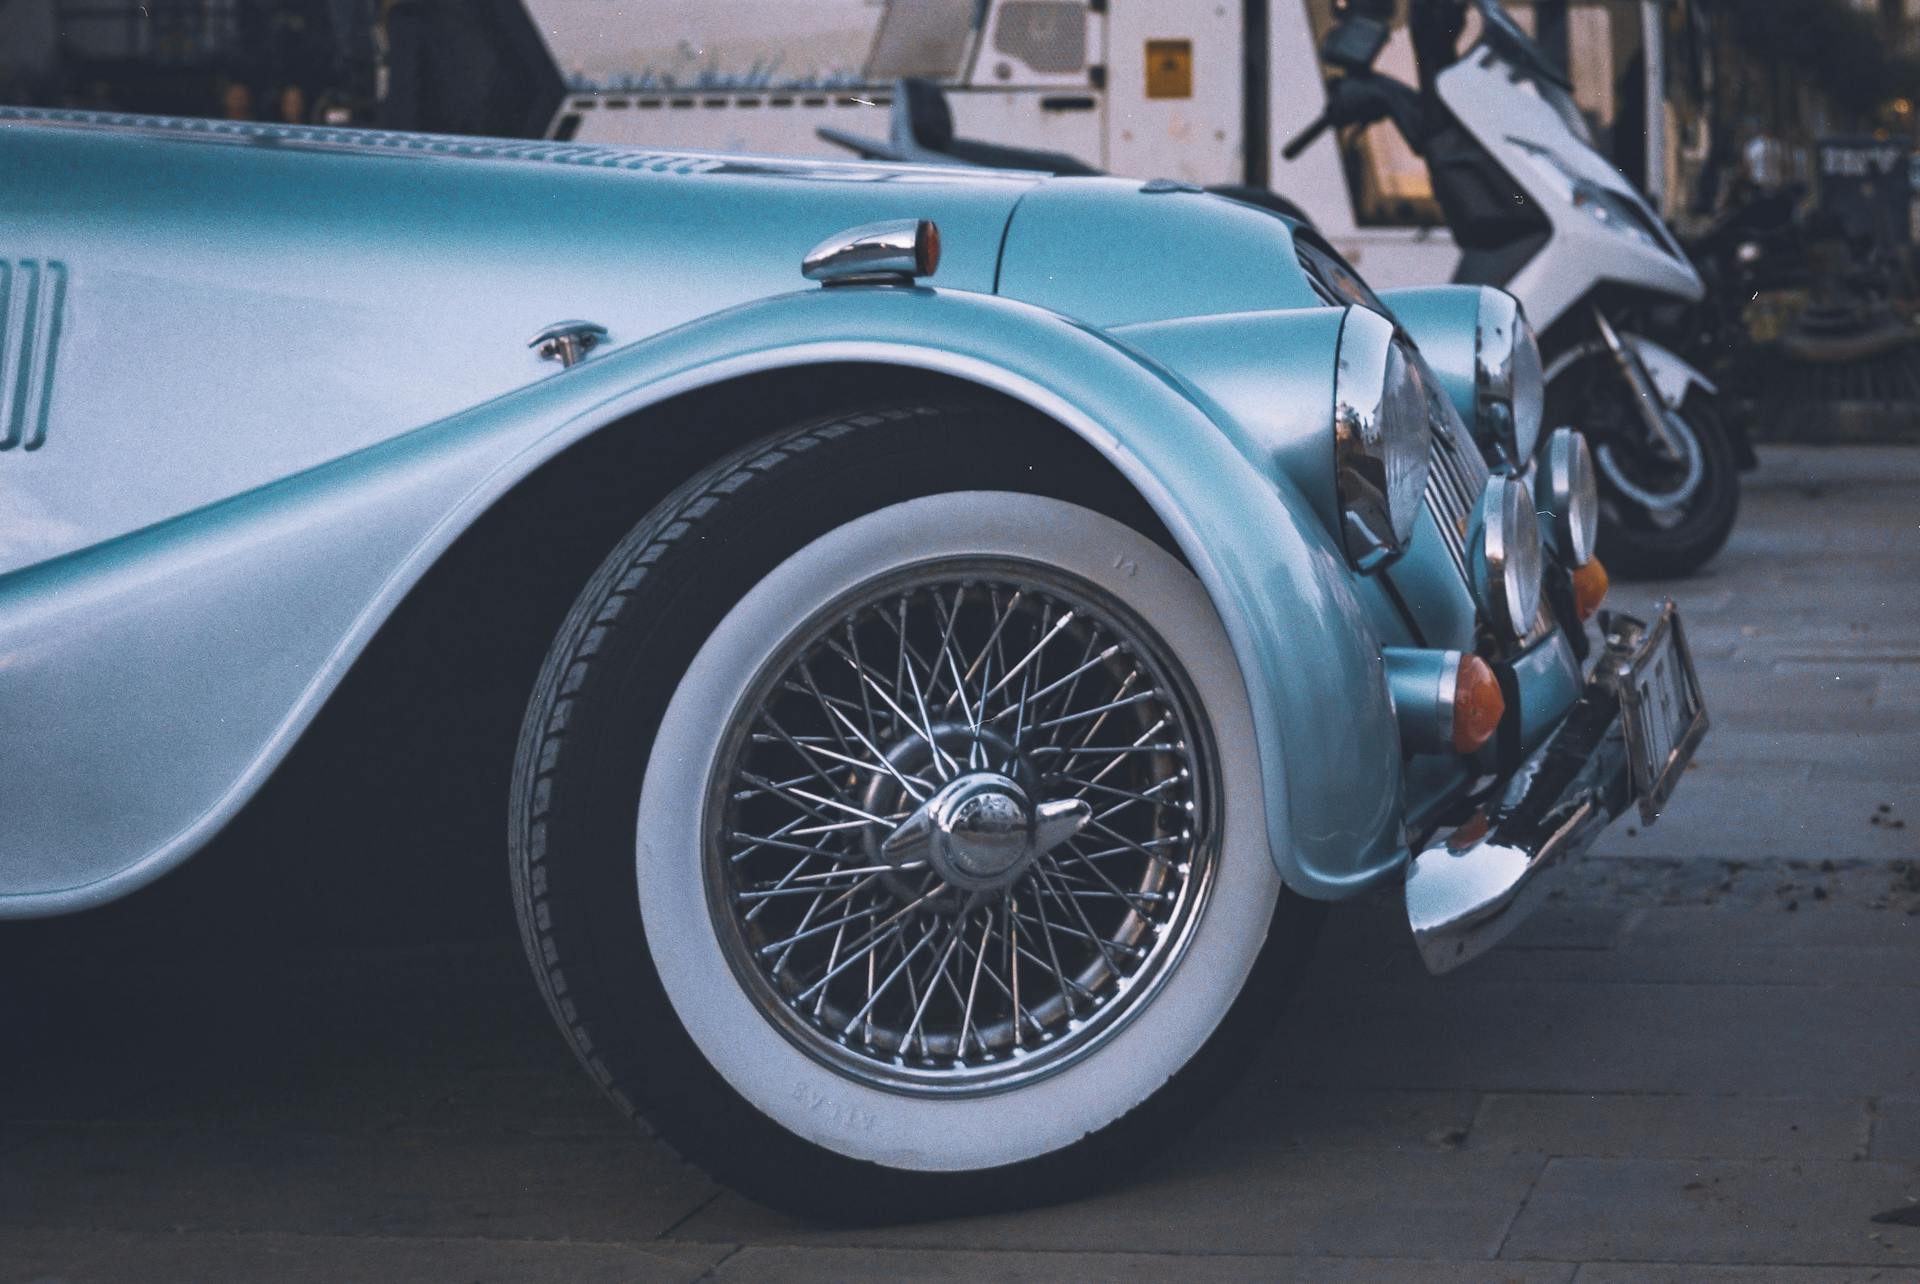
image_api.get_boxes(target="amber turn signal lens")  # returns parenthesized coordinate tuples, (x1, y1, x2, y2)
(1452, 655, 1506, 753)
(1572, 556, 1609, 621)
(915, 219, 941, 277)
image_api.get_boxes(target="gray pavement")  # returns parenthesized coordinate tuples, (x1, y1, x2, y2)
(1594, 445, 1920, 866)
(3, 446, 1917, 1282)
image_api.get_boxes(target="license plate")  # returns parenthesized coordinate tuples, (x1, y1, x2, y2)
(1610, 600, 1709, 823)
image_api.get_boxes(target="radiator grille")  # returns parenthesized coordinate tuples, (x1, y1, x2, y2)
(1423, 412, 1485, 584)
(1421, 392, 1560, 646)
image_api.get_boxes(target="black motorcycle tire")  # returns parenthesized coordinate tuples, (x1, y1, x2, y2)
(1593, 392, 1740, 581)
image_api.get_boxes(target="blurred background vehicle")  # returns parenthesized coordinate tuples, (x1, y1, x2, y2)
(1271, 0, 1741, 579)
(5, 0, 1916, 450)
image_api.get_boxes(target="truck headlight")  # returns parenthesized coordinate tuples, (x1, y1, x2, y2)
(1334, 307, 1433, 571)
(1474, 289, 1544, 465)
(1538, 427, 1598, 567)
(1472, 476, 1544, 638)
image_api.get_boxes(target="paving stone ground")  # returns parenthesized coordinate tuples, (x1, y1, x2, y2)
(3, 446, 1916, 1282)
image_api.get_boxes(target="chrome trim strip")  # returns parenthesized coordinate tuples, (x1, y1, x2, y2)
(0, 259, 67, 452)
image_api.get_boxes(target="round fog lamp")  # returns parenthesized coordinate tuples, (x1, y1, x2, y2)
(1539, 427, 1599, 567)
(1473, 476, 1545, 638)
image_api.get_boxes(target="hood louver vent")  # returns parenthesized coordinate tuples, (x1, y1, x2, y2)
(1, 259, 67, 452)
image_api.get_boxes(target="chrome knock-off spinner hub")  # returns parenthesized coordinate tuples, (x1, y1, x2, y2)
(882, 772, 1090, 894)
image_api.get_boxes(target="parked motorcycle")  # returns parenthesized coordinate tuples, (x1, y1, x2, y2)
(1678, 172, 1920, 421)
(1278, 0, 1742, 579)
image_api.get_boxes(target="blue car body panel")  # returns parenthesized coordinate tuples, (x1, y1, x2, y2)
(996, 181, 1326, 325)
(1377, 286, 1487, 431)
(0, 109, 1578, 916)
(0, 111, 1031, 574)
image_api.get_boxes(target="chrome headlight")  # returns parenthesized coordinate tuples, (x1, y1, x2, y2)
(1472, 476, 1545, 637)
(1538, 427, 1598, 567)
(1334, 307, 1434, 571)
(1474, 289, 1544, 465)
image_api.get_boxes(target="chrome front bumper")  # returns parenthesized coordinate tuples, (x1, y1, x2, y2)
(1406, 602, 1708, 973)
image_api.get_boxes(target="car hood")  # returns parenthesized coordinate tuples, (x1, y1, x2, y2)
(0, 107, 1329, 342)
(0, 110, 1334, 576)
(0, 107, 1040, 303)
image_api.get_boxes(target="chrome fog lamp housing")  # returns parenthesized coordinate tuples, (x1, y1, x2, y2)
(1538, 427, 1599, 567)
(1333, 307, 1433, 570)
(1473, 289, 1545, 465)
(1471, 476, 1545, 637)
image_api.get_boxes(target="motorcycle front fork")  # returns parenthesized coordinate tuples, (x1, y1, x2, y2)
(1592, 306, 1686, 464)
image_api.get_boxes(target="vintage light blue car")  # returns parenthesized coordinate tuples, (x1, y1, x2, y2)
(0, 107, 1706, 1218)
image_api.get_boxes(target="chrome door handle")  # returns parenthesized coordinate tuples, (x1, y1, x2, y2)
(529, 320, 608, 368)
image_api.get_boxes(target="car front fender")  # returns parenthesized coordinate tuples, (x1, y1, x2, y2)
(1376, 284, 1486, 427)
(0, 285, 1403, 916)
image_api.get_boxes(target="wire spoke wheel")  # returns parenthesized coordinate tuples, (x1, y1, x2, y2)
(707, 560, 1220, 1095)
(519, 418, 1314, 1211)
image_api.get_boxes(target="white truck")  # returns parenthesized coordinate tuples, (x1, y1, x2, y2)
(531, 0, 1688, 290)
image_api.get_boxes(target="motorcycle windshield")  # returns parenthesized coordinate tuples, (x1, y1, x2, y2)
(1469, 0, 1592, 144)
(1472, 0, 1568, 87)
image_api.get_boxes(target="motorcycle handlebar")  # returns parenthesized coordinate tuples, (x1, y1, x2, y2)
(1282, 114, 1332, 161)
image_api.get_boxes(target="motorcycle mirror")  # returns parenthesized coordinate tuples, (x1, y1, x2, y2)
(1321, 15, 1392, 73)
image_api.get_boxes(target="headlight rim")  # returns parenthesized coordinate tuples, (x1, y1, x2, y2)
(1541, 426, 1599, 568)
(1473, 288, 1544, 466)
(1333, 306, 1434, 572)
(1475, 475, 1546, 638)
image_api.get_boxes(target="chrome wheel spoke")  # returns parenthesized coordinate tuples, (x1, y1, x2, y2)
(708, 564, 1218, 1093)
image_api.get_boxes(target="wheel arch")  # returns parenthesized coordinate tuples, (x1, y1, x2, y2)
(2, 287, 1402, 917)
(393, 286, 1407, 903)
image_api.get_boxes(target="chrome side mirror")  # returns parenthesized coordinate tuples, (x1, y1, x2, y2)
(802, 219, 940, 286)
